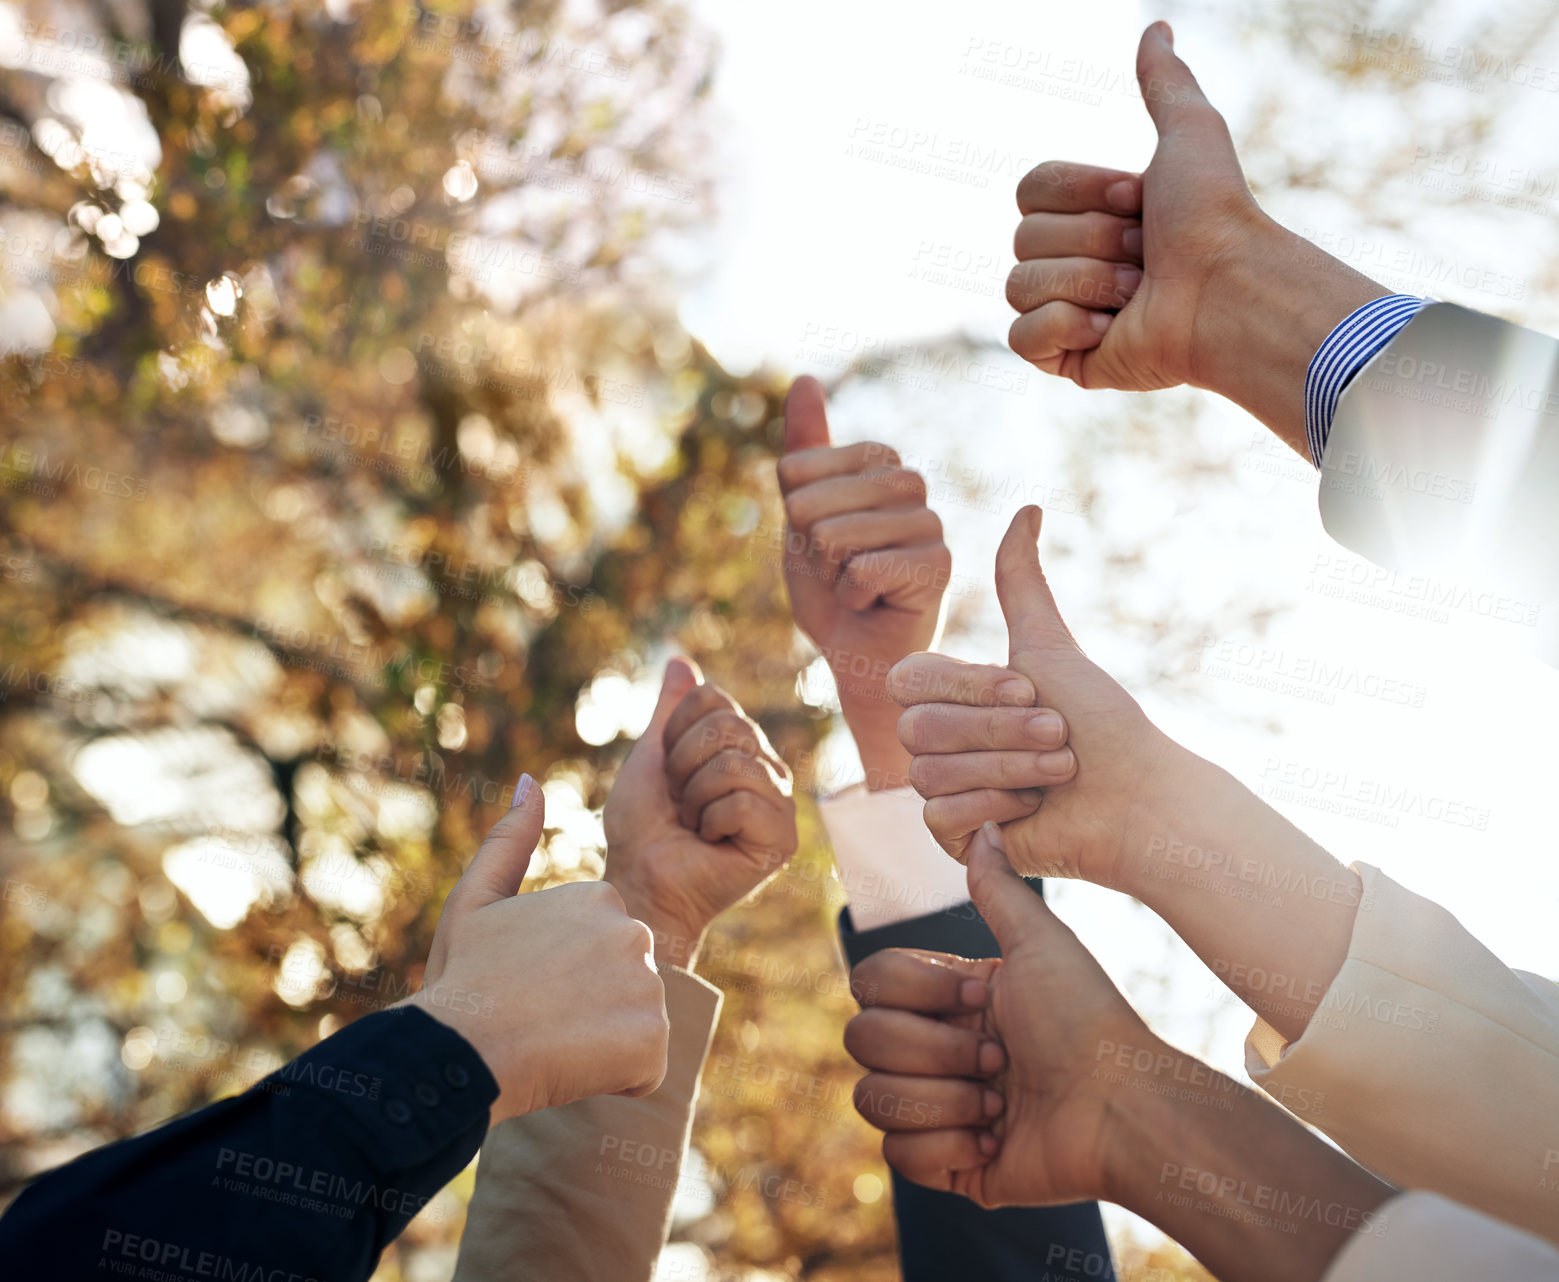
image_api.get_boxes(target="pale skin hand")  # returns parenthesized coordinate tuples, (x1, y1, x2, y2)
(1007, 21, 1389, 458)
(846, 825, 1393, 1282)
(602, 657, 798, 969)
(402, 780, 670, 1125)
(778, 374, 1073, 804)
(891, 505, 1361, 1043)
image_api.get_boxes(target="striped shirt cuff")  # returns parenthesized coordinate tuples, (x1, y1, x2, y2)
(1304, 294, 1430, 467)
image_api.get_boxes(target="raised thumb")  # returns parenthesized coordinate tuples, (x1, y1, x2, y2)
(784, 375, 832, 453)
(1135, 21, 1214, 135)
(448, 775, 545, 913)
(966, 823, 1051, 951)
(646, 656, 701, 738)
(995, 506, 1075, 668)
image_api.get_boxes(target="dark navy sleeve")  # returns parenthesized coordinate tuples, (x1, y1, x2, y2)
(0, 1004, 498, 1282)
(841, 892, 1119, 1282)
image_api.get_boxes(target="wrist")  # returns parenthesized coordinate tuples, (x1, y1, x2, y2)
(838, 690, 914, 792)
(398, 991, 526, 1124)
(605, 872, 708, 970)
(1189, 215, 1389, 458)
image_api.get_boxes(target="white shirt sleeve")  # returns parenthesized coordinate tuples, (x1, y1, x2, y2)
(816, 784, 971, 932)
(1324, 1192, 1559, 1281)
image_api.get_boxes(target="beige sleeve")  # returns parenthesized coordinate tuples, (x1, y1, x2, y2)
(1245, 863, 1559, 1246)
(1323, 1192, 1559, 1281)
(452, 966, 722, 1282)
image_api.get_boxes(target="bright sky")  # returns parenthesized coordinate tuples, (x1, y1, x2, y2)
(677, 0, 1559, 1248)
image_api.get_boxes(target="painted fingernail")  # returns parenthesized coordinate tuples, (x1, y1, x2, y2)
(1105, 178, 1137, 211)
(1028, 711, 1065, 745)
(1122, 225, 1143, 257)
(511, 773, 534, 807)
(978, 1130, 999, 1156)
(960, 979, 988, 1008)
(1037, 747, 1076, 777)
(1114, 266, 1142, 302)
(983, 1088, 1005, 1118)
(979, 1040, 1007, 1073)
(981, 821, 1008, 853)
(996, 676, 1036, 706)
(1089, 311, 1111, 334)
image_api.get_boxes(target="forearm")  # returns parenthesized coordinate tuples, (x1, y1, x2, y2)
(1104, 1043, 1393, 1282)
(1190, 217, 1389, 458)
(455, 968, 720, 1282)
(1115, 747, 1360, 1043)
(840, 688, 914, 791)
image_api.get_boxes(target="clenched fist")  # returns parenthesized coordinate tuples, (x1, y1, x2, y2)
(603, 658, 798, 968)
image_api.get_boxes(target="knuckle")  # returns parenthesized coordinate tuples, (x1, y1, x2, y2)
(782, 493, 809, 531)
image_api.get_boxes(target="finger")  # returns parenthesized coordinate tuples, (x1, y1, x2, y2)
(808, 506, 942, 567)
(784, 468, 928, 533)
(911, 748, 1076, 799)
(646, 657, 702, 739)
(663, 683, 741, 755)
(995, 507, 1078, 669)
(854, 1072, 1003, 1131)
(1006, 256, 1141, 315)
(887, 653, 1036, 710)
(445, 775, 544, 916)
(922, 789, 1042, 860)
(1136, 20, 1214, 135)
(695, 789, 796, 862)
(838, 541, 952, 612)
(1017, 160, 1141, 216)
(882, 1128, 997, 1187)
(850, 949, 1000, 1014)
(898, 704, 1069, 753)
(678, 748, 786, 827)
(1014, 211, 1142, 265)
(1008, 301, 1113, 375)
(845, 1007, 1005, 1077)
(783, 374, 832, 453)
(966, 823, 1055, 952)
(777, 440, 902, 495)
(666, 708, 763, 799)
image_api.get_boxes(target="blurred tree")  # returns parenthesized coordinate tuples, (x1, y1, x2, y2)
(0, 0, 898, 1276)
